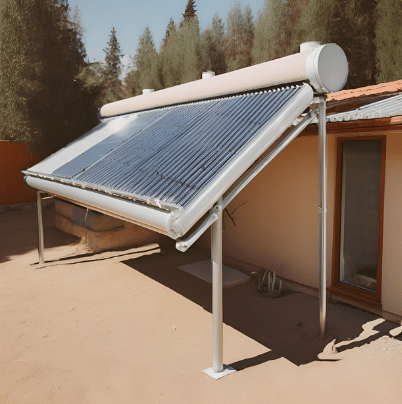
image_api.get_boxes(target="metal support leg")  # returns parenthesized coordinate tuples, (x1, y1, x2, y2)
(37, 191, 45, 265)
(318, 97, 327, 336)
(203, 199, 236, 379)
(212, 201, 223, 372)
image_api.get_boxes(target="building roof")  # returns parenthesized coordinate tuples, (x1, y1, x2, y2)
(302, 80, 402, 134)
(327, 93, 402, 122)
(327, 79, 402, 102)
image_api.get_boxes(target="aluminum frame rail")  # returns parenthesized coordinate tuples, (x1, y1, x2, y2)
(176, 107, 319, 252)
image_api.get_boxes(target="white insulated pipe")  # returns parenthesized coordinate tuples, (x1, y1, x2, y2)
(99, 43, 348, 118)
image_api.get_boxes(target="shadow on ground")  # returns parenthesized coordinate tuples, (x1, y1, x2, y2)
(122, 242, 396, 370)
(0, 203, 79, 264)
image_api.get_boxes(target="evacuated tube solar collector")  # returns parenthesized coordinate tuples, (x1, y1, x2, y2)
(24, 42, 348, 379)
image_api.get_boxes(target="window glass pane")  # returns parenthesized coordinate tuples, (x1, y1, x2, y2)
(339, 140, 382, 292)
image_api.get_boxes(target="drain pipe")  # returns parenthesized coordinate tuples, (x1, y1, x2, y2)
(318, 95, 327, 336)
(37, 191, 45, 265)
(203, 198, 236, 379)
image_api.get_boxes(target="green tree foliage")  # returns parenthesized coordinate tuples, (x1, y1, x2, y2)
(134, 27, 156, 85)
(77, 61, 105, 107)
(159, 18, 181, 88)
(0, 0, 98, 152)
(126, 0, 402, 97)
(124, 69, 141, 97)
(199, 13, 226, 75)
(296, 0, 334, 45)
(132, 26, 163, 92)
(297, 0, 377, 89)
(102, 27, 123, 101)
(252, 0, 284, 64)
(162, 17, 177, 52)
(159, 9, 201, 87)
(181, 0, 197, 26)
(180, 17, 202, 83)
(375, 0, 402, 83)
(252, 0, 307, 64)
(125, 28, 162, 96)
(225, 2, 254, 72)
(160, 26, 184, 88)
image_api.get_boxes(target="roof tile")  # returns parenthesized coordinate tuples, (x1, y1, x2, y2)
(328, 80, 402, 101)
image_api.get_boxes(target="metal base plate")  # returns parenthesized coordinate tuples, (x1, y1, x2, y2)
(203, 365, 237, 379)
(178, 260, 249, 289)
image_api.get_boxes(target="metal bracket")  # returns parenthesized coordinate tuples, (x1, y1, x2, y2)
(175, 210, 219, 252)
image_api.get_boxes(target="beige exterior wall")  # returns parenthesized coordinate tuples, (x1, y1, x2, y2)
(382, 133, 402, 318)
(197, 132, 402, 319)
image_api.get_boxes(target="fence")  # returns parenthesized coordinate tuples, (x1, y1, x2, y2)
(0, 141, 47, 205)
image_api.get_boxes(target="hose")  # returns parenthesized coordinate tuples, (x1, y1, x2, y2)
(257, 268, 284, 297)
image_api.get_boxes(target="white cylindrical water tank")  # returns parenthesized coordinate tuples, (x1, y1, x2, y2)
(99, 43, 348, 118)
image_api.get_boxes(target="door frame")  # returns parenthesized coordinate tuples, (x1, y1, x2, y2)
(329, 135, 386, 309)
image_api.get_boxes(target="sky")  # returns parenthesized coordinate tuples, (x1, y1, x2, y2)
(68, 0, 266, 75)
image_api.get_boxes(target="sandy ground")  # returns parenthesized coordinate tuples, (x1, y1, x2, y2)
(1, 204, 402, 404)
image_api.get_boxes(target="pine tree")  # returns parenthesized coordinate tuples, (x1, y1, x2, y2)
(103, 27, 122, 86)
(375, 0, 402, 83)
(133, 26, 162, 91)
(225, 2, 254, 71)
(160, 14, 201, 86)
(134, 26, 156, 73)
(180, 17, 201, 83)
(181, 0, 197, 25)
(162, 17, 177, 51)
(160, 26, 183, 87)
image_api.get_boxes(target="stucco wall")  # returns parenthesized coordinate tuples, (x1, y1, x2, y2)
(197, 132, 402, 319)
(382, 133, 402, 317)
(198, 135, 336, 288)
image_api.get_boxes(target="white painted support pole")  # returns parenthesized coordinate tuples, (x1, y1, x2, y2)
(318, 96, 327, 336)
(203, 199, 236, 379)
(211, 199, 223, 372)
(37, 191, 45, 265)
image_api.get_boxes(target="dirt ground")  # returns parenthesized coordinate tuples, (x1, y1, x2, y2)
(0, 204, 401, 404)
